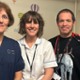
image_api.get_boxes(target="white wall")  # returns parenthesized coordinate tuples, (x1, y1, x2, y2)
(1, 0, 76, 40)
(76, 1, 80, 34)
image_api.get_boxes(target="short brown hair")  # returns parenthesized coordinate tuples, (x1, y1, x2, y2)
(0, 2, 14, 27)
(56, 9, 75, 23)
(18, 11, 44, 38)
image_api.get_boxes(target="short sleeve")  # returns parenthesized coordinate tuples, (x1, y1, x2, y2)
(14, 42, 24, 72)
(43, 42, 57, 68)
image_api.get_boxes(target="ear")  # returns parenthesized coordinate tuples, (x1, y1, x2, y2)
(73, 21, 76, 26)
(56, 22, 59, 27)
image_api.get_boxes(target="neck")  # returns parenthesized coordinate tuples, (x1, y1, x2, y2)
(60, 32, 72, 38)
(0, 33, 4, 46)
(25, 36, 37, 48)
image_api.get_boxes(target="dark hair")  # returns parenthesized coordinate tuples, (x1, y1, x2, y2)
(0, 2, 14, 27)
(56, 9, 75, 23)
(18, 11, 44, 38)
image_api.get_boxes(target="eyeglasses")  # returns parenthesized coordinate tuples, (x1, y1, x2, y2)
(0, 15, 9, 21)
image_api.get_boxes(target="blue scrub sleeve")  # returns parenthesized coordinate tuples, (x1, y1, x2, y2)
(13, 42, 24, 72)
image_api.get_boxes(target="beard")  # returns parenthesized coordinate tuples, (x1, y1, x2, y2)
(60, 25, 73, 37)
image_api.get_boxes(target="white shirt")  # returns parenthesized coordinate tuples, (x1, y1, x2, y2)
(18, 37, 57, 80)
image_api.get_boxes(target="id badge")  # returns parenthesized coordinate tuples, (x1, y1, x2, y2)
(53, 72, 61, 80)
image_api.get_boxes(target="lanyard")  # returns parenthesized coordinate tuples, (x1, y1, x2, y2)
(55, 35, 72, 61)
(55, 32, 80, 55)
(24, 44, 37, 77)
(54, 33, 80, 74)
(55, 35, 72, 74)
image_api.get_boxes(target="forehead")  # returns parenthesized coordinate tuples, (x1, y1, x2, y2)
(28, 16, 38, 22)
(59, 12, 72, 20)
(0, 8, 7, 15)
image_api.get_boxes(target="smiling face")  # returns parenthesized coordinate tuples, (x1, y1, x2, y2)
(25, 17, 39, 38)
(57, 12, 75, 37)
(0, 8, 9, 34)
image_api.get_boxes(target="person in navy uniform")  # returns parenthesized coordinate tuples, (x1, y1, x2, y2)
(0, 2, 24, 80)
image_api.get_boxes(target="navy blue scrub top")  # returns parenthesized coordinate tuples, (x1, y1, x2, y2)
(0, 36, 24, 80)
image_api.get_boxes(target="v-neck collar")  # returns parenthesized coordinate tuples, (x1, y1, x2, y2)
(19, 36, 42, 49)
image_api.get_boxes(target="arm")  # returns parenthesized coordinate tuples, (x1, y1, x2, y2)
(14, 71, 22, 80)
(41, 68, 54, 80)
(13, 42, 24, 80)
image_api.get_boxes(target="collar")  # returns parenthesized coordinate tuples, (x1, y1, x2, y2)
(19, 36, 42, 46)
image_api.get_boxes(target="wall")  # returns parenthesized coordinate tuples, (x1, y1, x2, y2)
(1, 0, 75, 40)
(76, 1, 80, 34)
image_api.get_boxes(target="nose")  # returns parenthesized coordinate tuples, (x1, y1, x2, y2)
(31, 22, 34, 27)
(63, 21, 67, 26)
(0, 17, 3, 22)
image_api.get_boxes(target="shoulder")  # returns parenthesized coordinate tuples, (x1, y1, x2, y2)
(72, 36, 80, 45)
(40, 38, 53, 49)
(4, 36, 20, 48)
(41, 38, 51, 44)
(17, 36, 25, 46)
(4, 36, 18, 44)
(48, 36, 58, 47)
(49, 36, 58, 42)
(73, 36, 80, 42)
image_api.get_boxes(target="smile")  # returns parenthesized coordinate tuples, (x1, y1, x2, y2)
(0, 25, 4, 27)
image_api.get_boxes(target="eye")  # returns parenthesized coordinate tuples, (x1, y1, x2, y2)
(59, 20, 64, 22)
(34, 20, 39, 24)
(2, 15, 8, 19)
(67, 19, 71, 22)
(34, 22, 38, 24)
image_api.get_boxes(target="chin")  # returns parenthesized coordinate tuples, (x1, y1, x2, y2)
(0, 31, 4, 33)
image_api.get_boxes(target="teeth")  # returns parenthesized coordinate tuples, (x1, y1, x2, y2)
(29, 30, 35, 32)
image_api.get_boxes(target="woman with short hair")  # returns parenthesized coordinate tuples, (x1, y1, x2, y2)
(18, 11, 57, 80)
